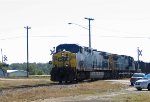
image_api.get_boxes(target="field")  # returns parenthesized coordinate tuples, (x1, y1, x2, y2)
(0, 77, 150, 102)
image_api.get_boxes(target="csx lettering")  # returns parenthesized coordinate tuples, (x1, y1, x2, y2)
(58, 57, 68, 62)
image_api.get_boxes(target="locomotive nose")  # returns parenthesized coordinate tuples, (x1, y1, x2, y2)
(58, 52, 69, 68)
(51, 51, 76, 82)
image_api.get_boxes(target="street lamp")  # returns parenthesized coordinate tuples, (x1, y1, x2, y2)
(68, 17, 94, 48)
(68, 23, 88, 30)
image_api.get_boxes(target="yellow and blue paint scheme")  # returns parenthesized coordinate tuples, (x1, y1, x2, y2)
(50, 51, 77, 82)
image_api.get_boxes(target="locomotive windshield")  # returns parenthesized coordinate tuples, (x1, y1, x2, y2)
(56, 44, 80, 53)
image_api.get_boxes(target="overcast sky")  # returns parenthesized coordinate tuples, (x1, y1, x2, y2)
(0, 0, 150, 64)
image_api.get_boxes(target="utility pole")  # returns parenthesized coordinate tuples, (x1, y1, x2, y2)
(24, 26, 31, 78)
(1, 48, 3, 63)
(84, 17, 94, 48)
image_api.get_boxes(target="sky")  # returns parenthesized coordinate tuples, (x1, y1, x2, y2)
(0, 0, 150, 64)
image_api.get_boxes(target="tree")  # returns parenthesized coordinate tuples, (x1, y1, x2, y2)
(36, 69, 44, 75)
(0, 62, 9, 76)
(29, 64, 36, 75)
(9, 62, 52, 75)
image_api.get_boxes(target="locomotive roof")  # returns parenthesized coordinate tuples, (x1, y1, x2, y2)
(56, 44, 134, 59)
(57, 44, 80, 47)
(56, 44, 81, 53)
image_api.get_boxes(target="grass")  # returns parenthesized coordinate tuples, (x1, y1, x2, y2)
(29, 75, 50, 79)
(0, 78, 51, 90)
(112, 92, 150, 102)
(77, 81, 126, 94)
(0, 79, 127, 102)
(0, 79, 149, 102)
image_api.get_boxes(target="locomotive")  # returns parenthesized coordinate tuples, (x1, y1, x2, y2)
(135, 61, 150, 73)
(50, 44, 135, 83)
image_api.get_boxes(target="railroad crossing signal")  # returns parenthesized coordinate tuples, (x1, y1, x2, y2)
(3, 55, 7, 62)
(137, 47, 142, 70)
(1, 48, 8, 63)
(50, 47, 55, 55)
(138, 49, 142, 56)
(137, 47, 142, 61)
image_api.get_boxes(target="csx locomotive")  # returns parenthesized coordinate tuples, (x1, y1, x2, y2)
(50, 44, 135, 83)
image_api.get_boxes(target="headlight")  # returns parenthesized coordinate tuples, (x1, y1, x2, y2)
(65, 64, 68, 67)
(135, 82, 141, 85)
(61, 52, 64, 56)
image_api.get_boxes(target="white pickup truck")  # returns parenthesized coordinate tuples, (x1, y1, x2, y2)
(134, 74, 150, 91)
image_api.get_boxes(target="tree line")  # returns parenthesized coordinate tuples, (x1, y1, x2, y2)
(1, 62, 52, 75)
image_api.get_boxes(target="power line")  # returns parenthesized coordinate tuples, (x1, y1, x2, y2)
(0, 35, 67, 40)
(0, 32, 149, 41)
(92, 24, 146, 35)
(0, 35, 150, 41)
(31, 35, 67, 38)
(0, 36, 25, 40)
(96, 35, 150, 39)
